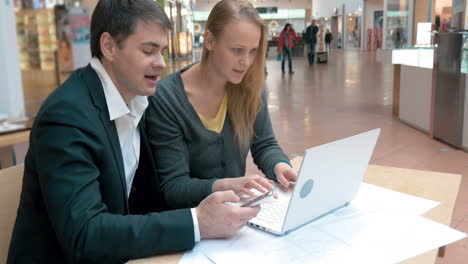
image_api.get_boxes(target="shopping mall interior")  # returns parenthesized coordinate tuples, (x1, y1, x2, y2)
(0, 0, 468, 263)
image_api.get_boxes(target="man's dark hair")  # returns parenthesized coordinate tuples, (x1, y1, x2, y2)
(90, 0, 172, 59)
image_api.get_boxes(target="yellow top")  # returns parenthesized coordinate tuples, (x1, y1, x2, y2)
(198, 95, 228, 133)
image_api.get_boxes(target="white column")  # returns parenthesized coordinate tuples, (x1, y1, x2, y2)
(408, 0, 414, 45)
(465, 1, 468, 29)
(343, 4, 347, 49)
(383, 0, 388, 48)
(0, 0, 24, 117)
(361, 0, 367, 50)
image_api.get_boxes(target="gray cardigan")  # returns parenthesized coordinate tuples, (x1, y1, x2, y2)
(146, 65, 290, 208)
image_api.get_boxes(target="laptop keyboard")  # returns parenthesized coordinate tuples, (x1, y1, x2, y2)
(254, 196, 290, 225)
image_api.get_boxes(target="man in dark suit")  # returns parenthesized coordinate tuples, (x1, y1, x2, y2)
(305, 19, 319, 65)
(7, 1, 259, 263)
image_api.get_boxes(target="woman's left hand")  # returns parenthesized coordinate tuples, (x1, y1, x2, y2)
(212, 175, 274, 197)
(274, 163, 298, 188)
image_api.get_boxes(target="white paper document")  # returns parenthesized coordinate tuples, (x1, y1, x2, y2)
(181, 183, 466, 264)
(199, 213, 466, 264)
(352, 182, 440, 215)
(317, 212, 467, 263)
(179, 244, 213, 264)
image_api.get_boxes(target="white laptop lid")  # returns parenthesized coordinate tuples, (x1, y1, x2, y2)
(281, 128, 381, 233)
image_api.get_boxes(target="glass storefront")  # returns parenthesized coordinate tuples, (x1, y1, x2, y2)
(193, 8, 307, 58)
(164, 0, 194, 60)
(452, 0, 465, 29)
(385, 0, 410, 49)
(346, 13, 361, 48)
(435, 0, 453, 32)
(193, 8, 307, 41)
(338, 15, 343, 48)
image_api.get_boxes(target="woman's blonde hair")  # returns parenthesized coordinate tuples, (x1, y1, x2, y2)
(201, 0, 267, 150)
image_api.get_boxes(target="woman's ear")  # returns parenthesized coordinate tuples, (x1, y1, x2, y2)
(204, 30, 216, 51)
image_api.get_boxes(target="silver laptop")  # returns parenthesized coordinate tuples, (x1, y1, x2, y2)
(248, 128, 381, 235)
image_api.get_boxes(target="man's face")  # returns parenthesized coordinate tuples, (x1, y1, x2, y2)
(110, 21, 168, 100)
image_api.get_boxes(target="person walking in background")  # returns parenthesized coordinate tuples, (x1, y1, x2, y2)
(393, 27, 402, 48)
(305, 19, 318, 65)
(278, 23, 296, 74)
(325, 29, 333, 53)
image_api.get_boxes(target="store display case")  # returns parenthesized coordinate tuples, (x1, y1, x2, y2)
(461, 36, 468, 74)
(392, 46, 435, 69)
(16, 8, 58, 116)
(433, 32, 468, 148)
(176, 32, 193, 56)
(392, 34, 468, 150)
(16, 8, 56, 71)
(392, 46, 436, 133)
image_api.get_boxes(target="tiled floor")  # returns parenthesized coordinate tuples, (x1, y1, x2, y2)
(244, 50, 467, 263)
(10, 49, 468, 263)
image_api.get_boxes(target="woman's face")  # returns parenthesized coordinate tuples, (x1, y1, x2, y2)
(205, 19, 261, 84)
(286, 25, 291, 31)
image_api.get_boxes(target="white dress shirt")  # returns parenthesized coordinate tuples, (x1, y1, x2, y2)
(90, 58, 200, 242)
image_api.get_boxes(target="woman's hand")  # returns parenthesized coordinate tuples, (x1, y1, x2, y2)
(212, 175, 274, 196)
(274, 163, 298, 188)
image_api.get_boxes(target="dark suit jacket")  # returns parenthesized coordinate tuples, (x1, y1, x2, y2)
(305, 25, 319, 45)
(7, 65, 195, 264)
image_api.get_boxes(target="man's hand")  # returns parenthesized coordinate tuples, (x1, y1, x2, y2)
(212, 175, 274, 196)
(196, 191, 260, 239)
(274, 163, 297, 188)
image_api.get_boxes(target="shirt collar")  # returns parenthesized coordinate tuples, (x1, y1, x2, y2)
(90, 57, 148, 121)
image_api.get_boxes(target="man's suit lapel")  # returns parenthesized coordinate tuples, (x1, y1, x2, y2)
(139, 114, 161, 201)
(80, 64, 129, 210)
(128, 115, 165, 213)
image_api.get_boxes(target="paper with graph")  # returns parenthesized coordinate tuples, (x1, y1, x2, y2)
(180, 183, 466, 264)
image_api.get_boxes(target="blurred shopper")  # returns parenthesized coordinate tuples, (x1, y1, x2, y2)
(305, 19, 319, 65)
(325, 29, 333, 53)
(146, 0, 297, 209)
(394, 27, 402, 48)
(278, 23, 296, 73)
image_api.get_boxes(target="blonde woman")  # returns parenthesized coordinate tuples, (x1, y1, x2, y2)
(146, 0, 297, 209)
